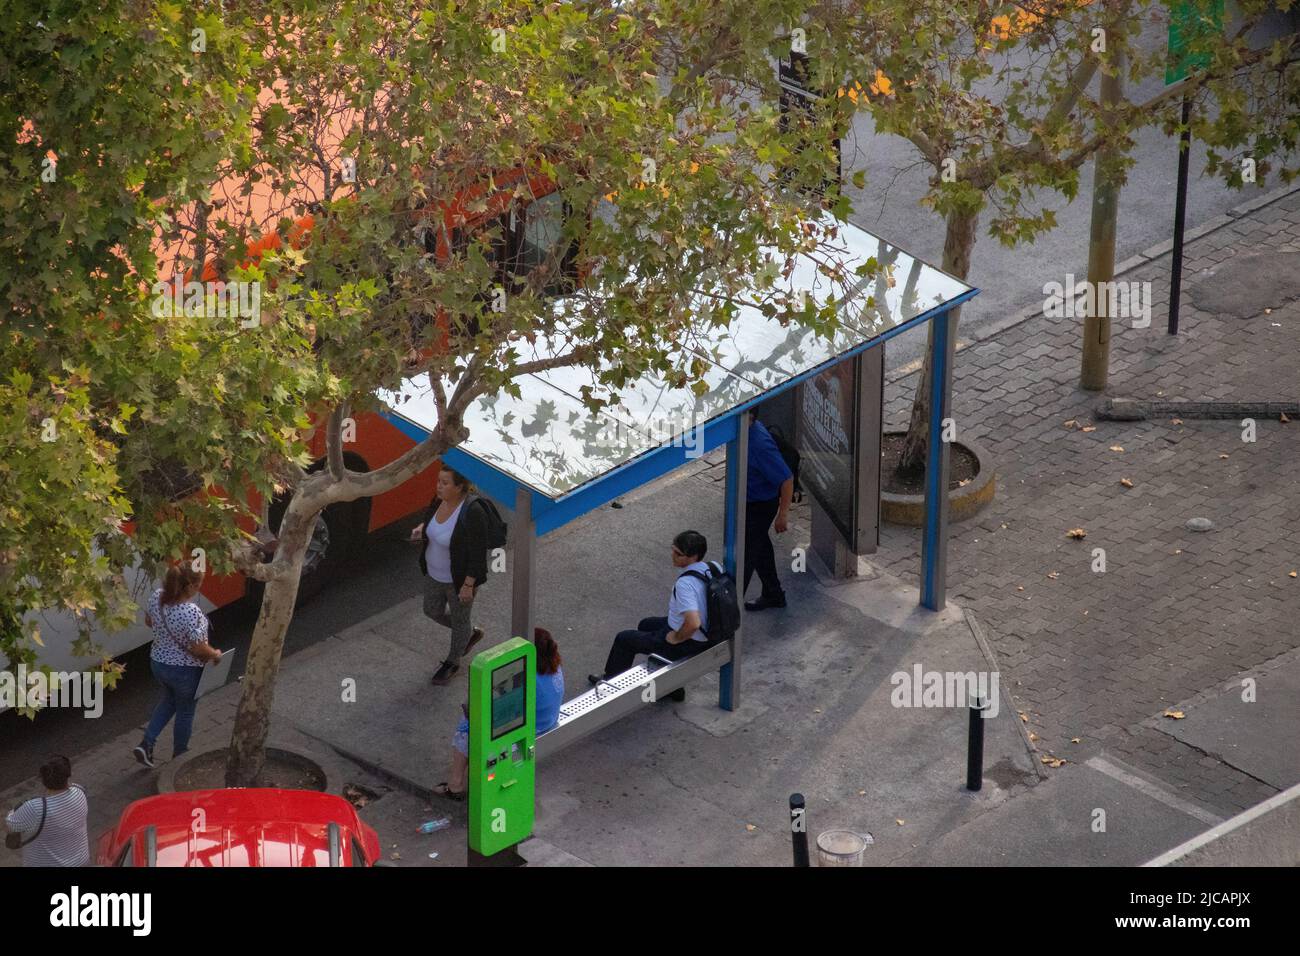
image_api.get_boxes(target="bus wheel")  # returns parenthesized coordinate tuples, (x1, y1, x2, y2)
(265, 497, 356, 608)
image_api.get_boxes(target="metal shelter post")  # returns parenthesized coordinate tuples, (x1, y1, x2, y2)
(511, 487, 537, 641)
(720, 412, 749, 711)
(920, 308, 957, 611)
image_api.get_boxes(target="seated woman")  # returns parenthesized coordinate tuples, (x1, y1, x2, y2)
(432, 628, 564, 800)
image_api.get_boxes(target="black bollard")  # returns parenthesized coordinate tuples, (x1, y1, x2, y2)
(966, 695, 988, 791)
(789, 793, 810, 867)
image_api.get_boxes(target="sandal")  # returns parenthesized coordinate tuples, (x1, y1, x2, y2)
(431, 782, 466, 801)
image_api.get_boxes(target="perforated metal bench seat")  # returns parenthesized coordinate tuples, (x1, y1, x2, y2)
(536, 640, 733, 760)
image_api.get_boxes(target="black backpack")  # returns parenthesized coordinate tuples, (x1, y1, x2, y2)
(473, 496, 509, 550)
(680, 562, 741, 643)
(765, 423, 803, 503)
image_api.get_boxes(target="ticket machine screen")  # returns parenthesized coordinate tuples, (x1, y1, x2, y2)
(490, 658, 528, 739)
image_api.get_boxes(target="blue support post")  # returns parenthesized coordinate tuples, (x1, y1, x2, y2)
(720, 412, 749, 711)
(921, 308, 958, 610)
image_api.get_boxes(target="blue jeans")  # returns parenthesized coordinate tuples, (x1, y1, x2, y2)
(144, 659, 204, 757)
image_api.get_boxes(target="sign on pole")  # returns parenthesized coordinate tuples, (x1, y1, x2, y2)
(1166, 0, 1223, 85)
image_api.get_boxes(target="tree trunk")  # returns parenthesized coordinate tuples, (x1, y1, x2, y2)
(224, 493, 316, 787)
(895, 206, 978, 478)
(1080, 48, 1125, 391)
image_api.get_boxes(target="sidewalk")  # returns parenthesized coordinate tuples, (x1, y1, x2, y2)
(5, 185, 1296, 868)
(875, 181, 1300, 816)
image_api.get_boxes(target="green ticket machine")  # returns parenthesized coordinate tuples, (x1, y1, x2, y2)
(468, 637, 537, 857)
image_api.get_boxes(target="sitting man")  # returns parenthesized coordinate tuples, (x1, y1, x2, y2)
(589, 530, 716, 702)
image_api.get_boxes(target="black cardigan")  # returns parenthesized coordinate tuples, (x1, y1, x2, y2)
(417, 496, 490, 589)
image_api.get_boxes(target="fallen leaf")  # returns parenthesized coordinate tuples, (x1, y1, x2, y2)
(1290, 571, 1298, 578)
(1281, 413, 1291, 424)
(1046, 571, 1060, 579)
(858, 790, 866, 796)
(1109, 445, 1124, 452)
(1017, 585, 1025, 591)
(813, 708, 822, 714)
(1219, 454, 1230, 460)
(1120, 478, 1134, 488)
(1040, 755, 1065, 768)
(1028, 731, 1039, 742)
(1164, 709, 1186, 720)
(390, 851, 402, 860)
(1081, 426, 1097, 433)
(1018, 712, 1028, 723)
(1071, 738, 1081, 744)
(1063, 419, 1077, 428)
(1067, 528, 1087, 539)
(895, 819, 905, 826)
(745, 823, 757, 832)
(1171, 418, 1183, 425)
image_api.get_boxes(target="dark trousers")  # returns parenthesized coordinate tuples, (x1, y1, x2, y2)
(603, 617, 707, 678)
(744, 497, 784, 599)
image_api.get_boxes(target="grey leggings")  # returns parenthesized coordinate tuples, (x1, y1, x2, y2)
(423, 578, 476, 662)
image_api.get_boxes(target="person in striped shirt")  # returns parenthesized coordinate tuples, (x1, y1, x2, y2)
(4, 755, 89, 867)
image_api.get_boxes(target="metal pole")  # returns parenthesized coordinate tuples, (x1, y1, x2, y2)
(720, 413, 749, 711)
(966, 694, 988, 791)
(510, 487, 536, 643)
(1168, 95, 1193, 335)
(920, 309, 956, 611)
(790, 793, 810, 867)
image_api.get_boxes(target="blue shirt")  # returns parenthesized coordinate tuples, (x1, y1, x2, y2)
(669, 562, 711, 641)
(536, 668, 565, 734)
(747, 421, 793, 502)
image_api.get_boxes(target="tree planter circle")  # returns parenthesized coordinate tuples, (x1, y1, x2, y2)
(155, 742, 345, 796)
(880, 432, 996, 527)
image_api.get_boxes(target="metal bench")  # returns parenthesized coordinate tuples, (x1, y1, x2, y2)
(536, 640, 734, 760)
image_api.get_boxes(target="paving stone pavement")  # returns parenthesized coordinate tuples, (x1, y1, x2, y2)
(872, 184, 1300, 816)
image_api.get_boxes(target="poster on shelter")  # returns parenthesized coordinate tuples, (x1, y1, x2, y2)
(799, 362, 855, 540)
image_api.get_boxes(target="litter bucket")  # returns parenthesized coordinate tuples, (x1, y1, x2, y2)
(816, 829, 873, 866)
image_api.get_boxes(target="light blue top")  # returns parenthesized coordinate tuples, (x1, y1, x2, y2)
(536, 668, 564, 734)
(668, 562, 711, 641)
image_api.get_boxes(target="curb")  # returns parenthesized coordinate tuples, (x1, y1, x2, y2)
(879, 435, 996, 526)
(884, 178, 1300, 387)
(155, 735, 358, 796)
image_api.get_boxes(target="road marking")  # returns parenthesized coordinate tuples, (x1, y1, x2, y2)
(1086, 756, 1224, 826)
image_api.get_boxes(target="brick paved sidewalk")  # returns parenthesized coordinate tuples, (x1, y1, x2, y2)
(873, 184, 1300, 815)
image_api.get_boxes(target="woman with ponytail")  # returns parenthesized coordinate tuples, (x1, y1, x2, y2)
(133, 564, 223, 768)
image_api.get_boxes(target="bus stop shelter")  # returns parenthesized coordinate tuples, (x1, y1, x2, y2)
(381, 213, 976, 753)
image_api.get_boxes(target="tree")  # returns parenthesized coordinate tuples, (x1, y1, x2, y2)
(92, 0, 862, 786)
(816, 0, 1299, 474)
(0, 1, 262, 694)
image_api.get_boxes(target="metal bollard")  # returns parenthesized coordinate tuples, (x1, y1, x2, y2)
(789, 793, 810, 867)
(967, 694, 989, 791)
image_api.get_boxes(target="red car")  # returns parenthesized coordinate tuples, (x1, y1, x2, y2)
(96, 789, 382, 867)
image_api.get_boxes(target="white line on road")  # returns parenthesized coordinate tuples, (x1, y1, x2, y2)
(1086, 756, 1225, 827)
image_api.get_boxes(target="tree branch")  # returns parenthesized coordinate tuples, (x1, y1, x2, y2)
(326, 401, 349, 480)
